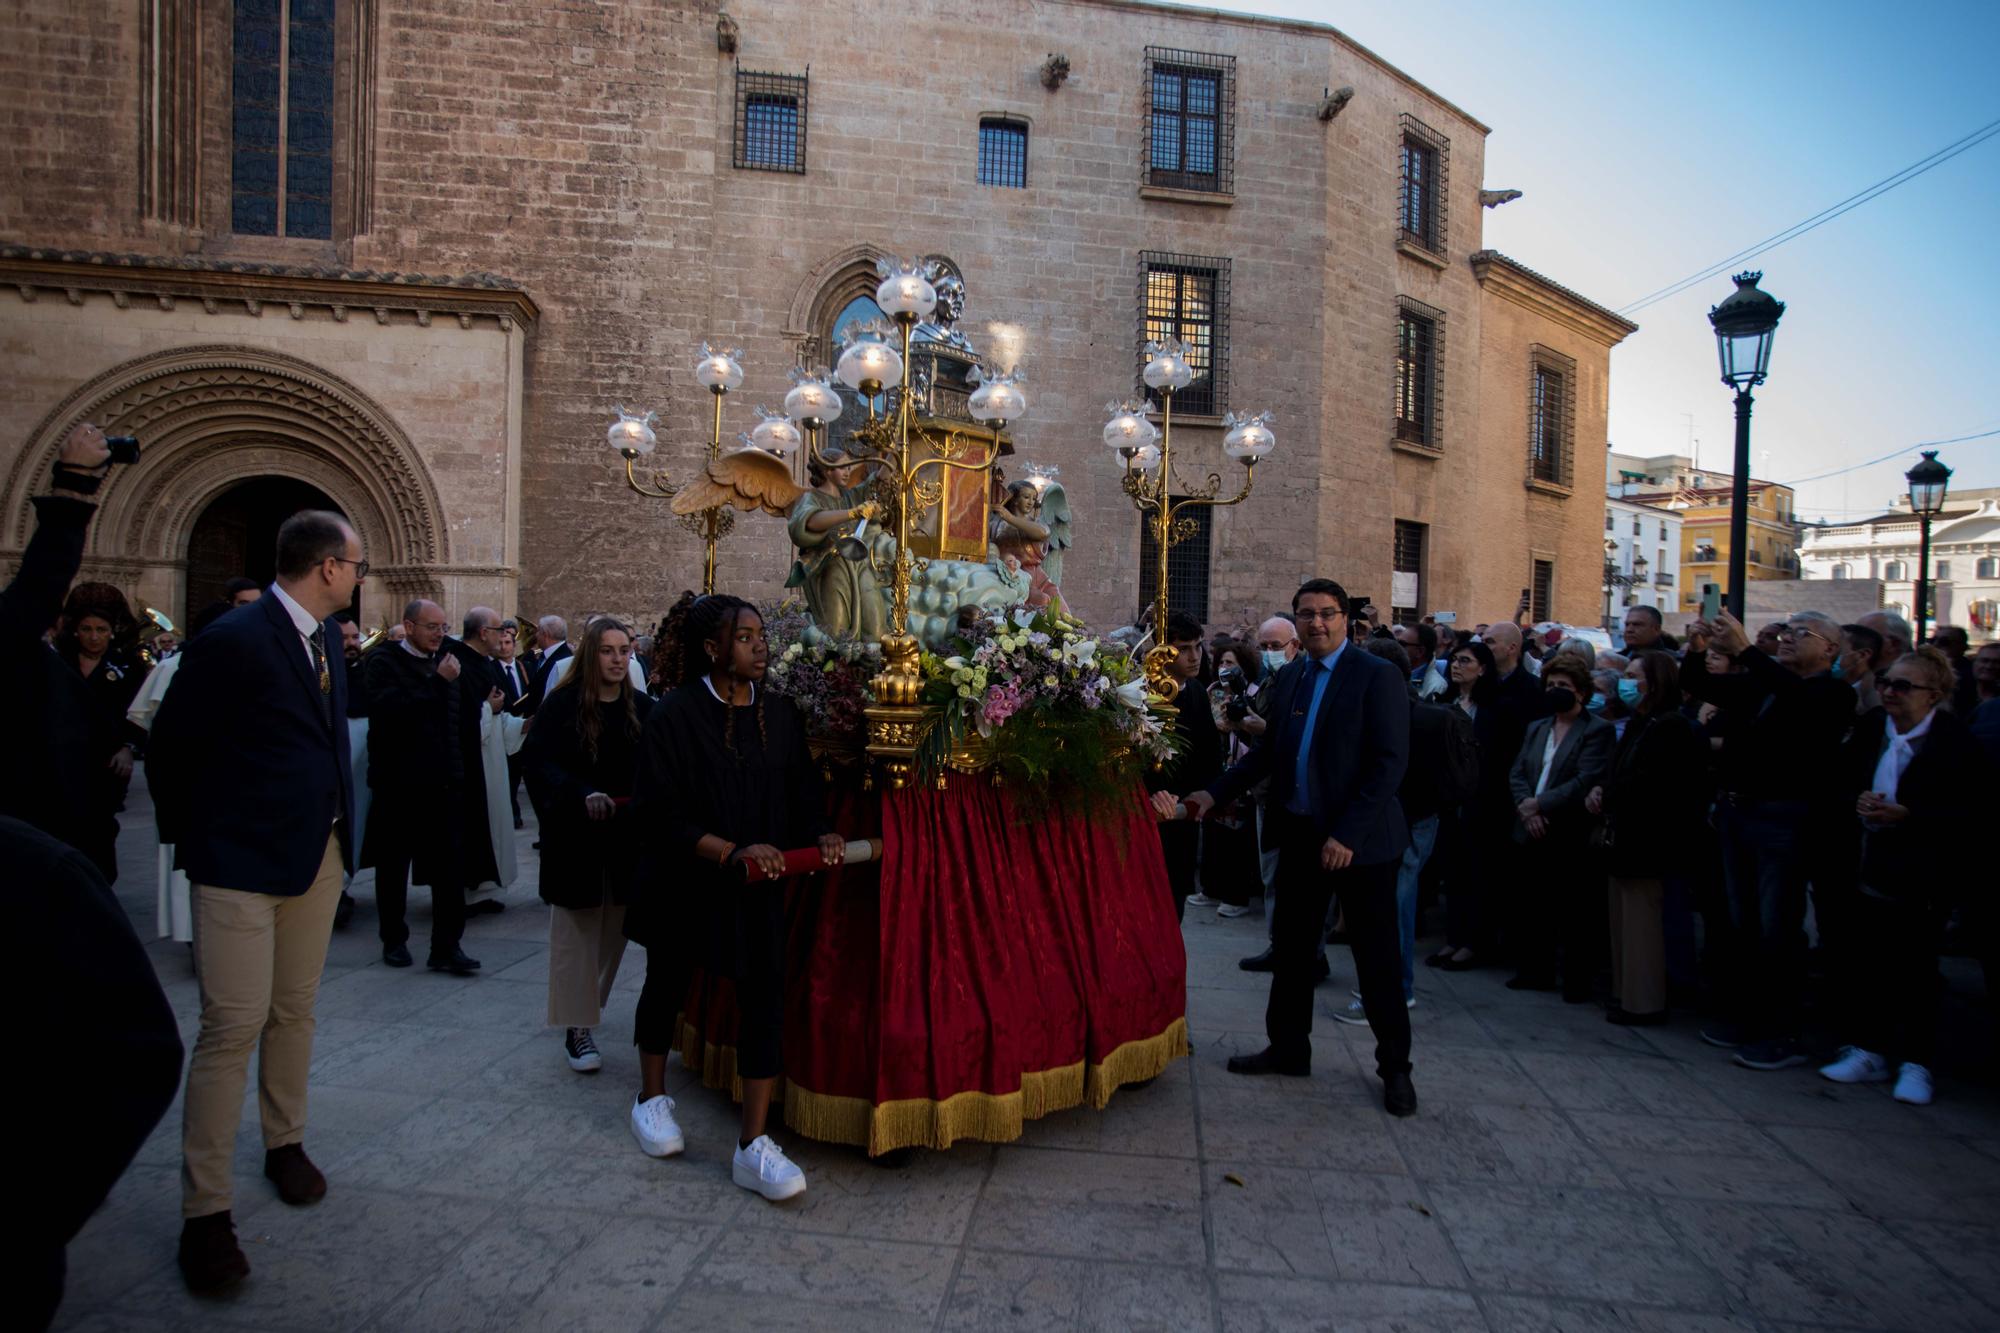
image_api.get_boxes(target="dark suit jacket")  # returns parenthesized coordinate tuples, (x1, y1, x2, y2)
(0, 494, 101, 856)
(522, 642, 571, 717)
(150, 593, 355, 893)
(1836, 706, 1990, 901)
(495, 656, 529, 712)
(1209, 647, 1410, 866)
(1507, 712, 1615, 844)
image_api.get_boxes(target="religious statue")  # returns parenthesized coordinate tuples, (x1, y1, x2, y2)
(913, 271, 974, 356)
(785, 449, 885, 642)
(988, 467, 1072, 615)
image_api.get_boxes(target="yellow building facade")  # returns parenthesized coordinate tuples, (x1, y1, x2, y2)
(1623, 481, 1800, 612)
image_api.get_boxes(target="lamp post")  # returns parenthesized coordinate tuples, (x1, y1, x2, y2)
(1706, 272, 1784, 622)
(1905, 449, 1952, 642)
(1601, 539, 1648, 634)
(606, 343, 745, 595)
(1111, 337, 1275, 701)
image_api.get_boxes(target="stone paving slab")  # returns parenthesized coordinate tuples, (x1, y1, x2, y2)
(51, 775, 2000, 1331)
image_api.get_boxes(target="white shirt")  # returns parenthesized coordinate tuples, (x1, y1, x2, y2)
(267, 583, 322, 673)
(1534, 723, 1562, 796)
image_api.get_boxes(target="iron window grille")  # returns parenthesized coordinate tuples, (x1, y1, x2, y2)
(1527, 344, 1577, 487)
(1139, 251, 1231, 416)
(1138, 498, 1215, 622)
(1394, 296, 1446, 448)
(1398, 113, 1449, 255)
(734, 68, 807, 173)
(978, 117, 1028, 188)
(1393, 520, 1427, 624)
(1144, 47, 1235, 194)
(231, 0, 335, 239)
(1531, 559, 1554, 624)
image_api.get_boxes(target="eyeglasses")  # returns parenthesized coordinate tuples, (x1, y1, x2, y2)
(412, 621, 447, 633)
(1293, 609, 1343, 623)
(1879, 677, 1935, 695)
(1775, 627, 1833, 647)
(329, 556, 370, 579)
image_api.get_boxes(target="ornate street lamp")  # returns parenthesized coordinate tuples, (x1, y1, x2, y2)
(606, 342, 746, 594)
(1707, 271, 1784, 621)
(1112, 337, 1275, 700)
(1602, 539, 1650, 634)
(1905, 449, 1952, 641)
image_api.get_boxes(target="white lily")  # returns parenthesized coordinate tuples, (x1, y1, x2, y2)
(1062, 639, 1098, 670)
(1115, 677, 1149, 710)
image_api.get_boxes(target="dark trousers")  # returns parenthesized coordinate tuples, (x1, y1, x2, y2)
(635, 944, 687, 1057)
(373, 842, 464, 955)
(1267, 812, 1410, 1077)
(1842, 892, 1942, 1067)
(505, 752, 524, 826)
(1159, 821, 1197, 923)
(1512, 830, 1603, 995)
(1716, 798, 1810, 1040)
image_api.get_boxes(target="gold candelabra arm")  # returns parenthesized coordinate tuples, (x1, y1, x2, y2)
(1120, 469, 1163, 509)
(1166, 462, 1257, 525)
(1167, 466, 1225, 501)
(624, 454, 681, 500)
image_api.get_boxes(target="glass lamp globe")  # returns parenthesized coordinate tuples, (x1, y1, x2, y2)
(607, 407, 657, 457)
(874, 258, 938, 321)
(1142, 339, 1196, 392)
(692, 344, 745, 393)
(969, 371, 1028, 423)
(749, 411, 802, 455)
(1222, 411, 1277, 463)
(836, 338, 903, 392)
(1127, 442, 1162, 471)
(783, 374, 844, 425)
(1102, 402, 1159, 452)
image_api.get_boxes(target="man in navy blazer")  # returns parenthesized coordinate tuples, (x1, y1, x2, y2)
(148, 510, 364, 1292)
(1184, 579, 1417, 1115)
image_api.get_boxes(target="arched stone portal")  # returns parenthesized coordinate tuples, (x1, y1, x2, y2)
(184, 475, 361, 617)
(2, 344, 453, 626)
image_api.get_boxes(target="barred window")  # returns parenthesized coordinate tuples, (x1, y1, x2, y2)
(1392, 520, 1427, 625)
(1138, 499, 1214, 622)
(1527, 345, 1577, 488)
(1394, 296, 1445, 447)
(231, 0, 335, 238)
(978, 118, 1027, 188)
(1531, 559, 1554, 624)
(1144, 48, 1235, 194)
(1140, 252, 1230, 416)
(1398, 114, 1449, 254)
(734, 68, 807, 173)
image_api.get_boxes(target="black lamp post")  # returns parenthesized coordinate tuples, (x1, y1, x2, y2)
(1707, 272, 1785, 621)
(1602, 540, 1649, 634)
(1905, 449, 1952, 642)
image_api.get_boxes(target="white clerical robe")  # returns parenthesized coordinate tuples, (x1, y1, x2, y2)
(127, 653, 192, 942)
(472, 701, 528, 895)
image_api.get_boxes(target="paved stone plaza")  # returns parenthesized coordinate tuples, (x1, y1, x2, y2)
(55, 775, 2000, 1332)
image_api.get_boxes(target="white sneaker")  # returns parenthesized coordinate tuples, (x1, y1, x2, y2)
(732, 1134, 807, 1201)
(564, 1027, 602, 1073)
(1185, 893, 1216, 908)
(1818, 1045, 1891, 1085)
(1893, 1063, 1934, 1106)
(1215, 903, 1251, 918)
(1333, 995, 1415, 1025)
(630, 1094, 685, 1157)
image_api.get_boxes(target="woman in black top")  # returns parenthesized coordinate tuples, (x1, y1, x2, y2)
(56, 582, 148, 882)
(628, 594, 839, 1202)
(524, 617, 652, 1074)
(1585, 650, 1705, 1025)
(1427, 639, 1507, 971)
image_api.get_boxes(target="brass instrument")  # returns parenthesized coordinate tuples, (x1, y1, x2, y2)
(357, 626, 390, 653)
(138, 606, 176, 667)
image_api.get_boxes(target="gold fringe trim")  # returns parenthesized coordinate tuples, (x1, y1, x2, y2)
(780, 1017, 1191, 1157)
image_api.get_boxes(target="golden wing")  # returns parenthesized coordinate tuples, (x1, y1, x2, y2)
(668, 448, 805, 517)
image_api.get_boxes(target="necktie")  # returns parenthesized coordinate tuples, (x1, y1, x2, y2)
(308, 627, 332, 727)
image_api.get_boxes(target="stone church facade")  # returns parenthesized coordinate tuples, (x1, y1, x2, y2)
(1, 0, 1632, 633)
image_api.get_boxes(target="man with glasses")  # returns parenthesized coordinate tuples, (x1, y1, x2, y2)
(360, 599, 484, 975)
(1681, 609, 1855, 1071)
(1182, 579, 1416, 1116)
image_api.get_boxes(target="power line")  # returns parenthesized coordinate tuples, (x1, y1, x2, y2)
(1616, 115, 2000, 316)
(1781, 425, 2000, 487)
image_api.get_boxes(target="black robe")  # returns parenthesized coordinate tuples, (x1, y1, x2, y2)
(523, 684, 652, 910)
(360, 641, 498, 888)
(627, 684, 826, 978)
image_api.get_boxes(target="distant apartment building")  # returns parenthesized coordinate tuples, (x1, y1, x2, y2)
(1602, 491, 1681, 618)
(1800, 486, 2000, 642)
(1608, 450, 1800, 613)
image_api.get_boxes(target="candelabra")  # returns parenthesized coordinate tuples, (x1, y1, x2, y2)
(1106, 339, 1276, 702)
(605, 343, 747, 595)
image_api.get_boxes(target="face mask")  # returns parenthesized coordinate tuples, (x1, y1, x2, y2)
(1262, 649, 1289, 675)
(1585, 693, 1607, 714)
(1545, 686, 1577, 715)
(1616, 678, 1642, 707)
(1830, 657, 1846, 681)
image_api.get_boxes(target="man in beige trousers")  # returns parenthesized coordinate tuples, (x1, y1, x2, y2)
(149, 510, 365, 1291)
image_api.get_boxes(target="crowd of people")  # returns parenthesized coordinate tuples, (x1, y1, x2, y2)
(5, 424, 1997, 1320)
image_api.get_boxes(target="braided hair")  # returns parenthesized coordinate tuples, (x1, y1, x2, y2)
(667, 593, 767, 755)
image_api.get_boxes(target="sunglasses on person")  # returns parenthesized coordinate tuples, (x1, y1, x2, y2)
(1879, 677, 1935, 695)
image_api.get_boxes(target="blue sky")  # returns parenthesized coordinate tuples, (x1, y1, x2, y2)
(1199, 0, 2000, 521)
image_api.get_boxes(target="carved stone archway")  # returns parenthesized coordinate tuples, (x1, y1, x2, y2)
(783, 244, 965, 369)
(3, 344, 449, 620)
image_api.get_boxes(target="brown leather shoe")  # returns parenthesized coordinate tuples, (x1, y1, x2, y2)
(263, 1143, 327, 1205)
(178, 1211, 249, 1292)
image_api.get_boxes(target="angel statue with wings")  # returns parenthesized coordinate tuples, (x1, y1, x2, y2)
(988, 465, 1073, 617)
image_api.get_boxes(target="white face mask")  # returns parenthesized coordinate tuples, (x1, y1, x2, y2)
(1261, 649, 1289, 675)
